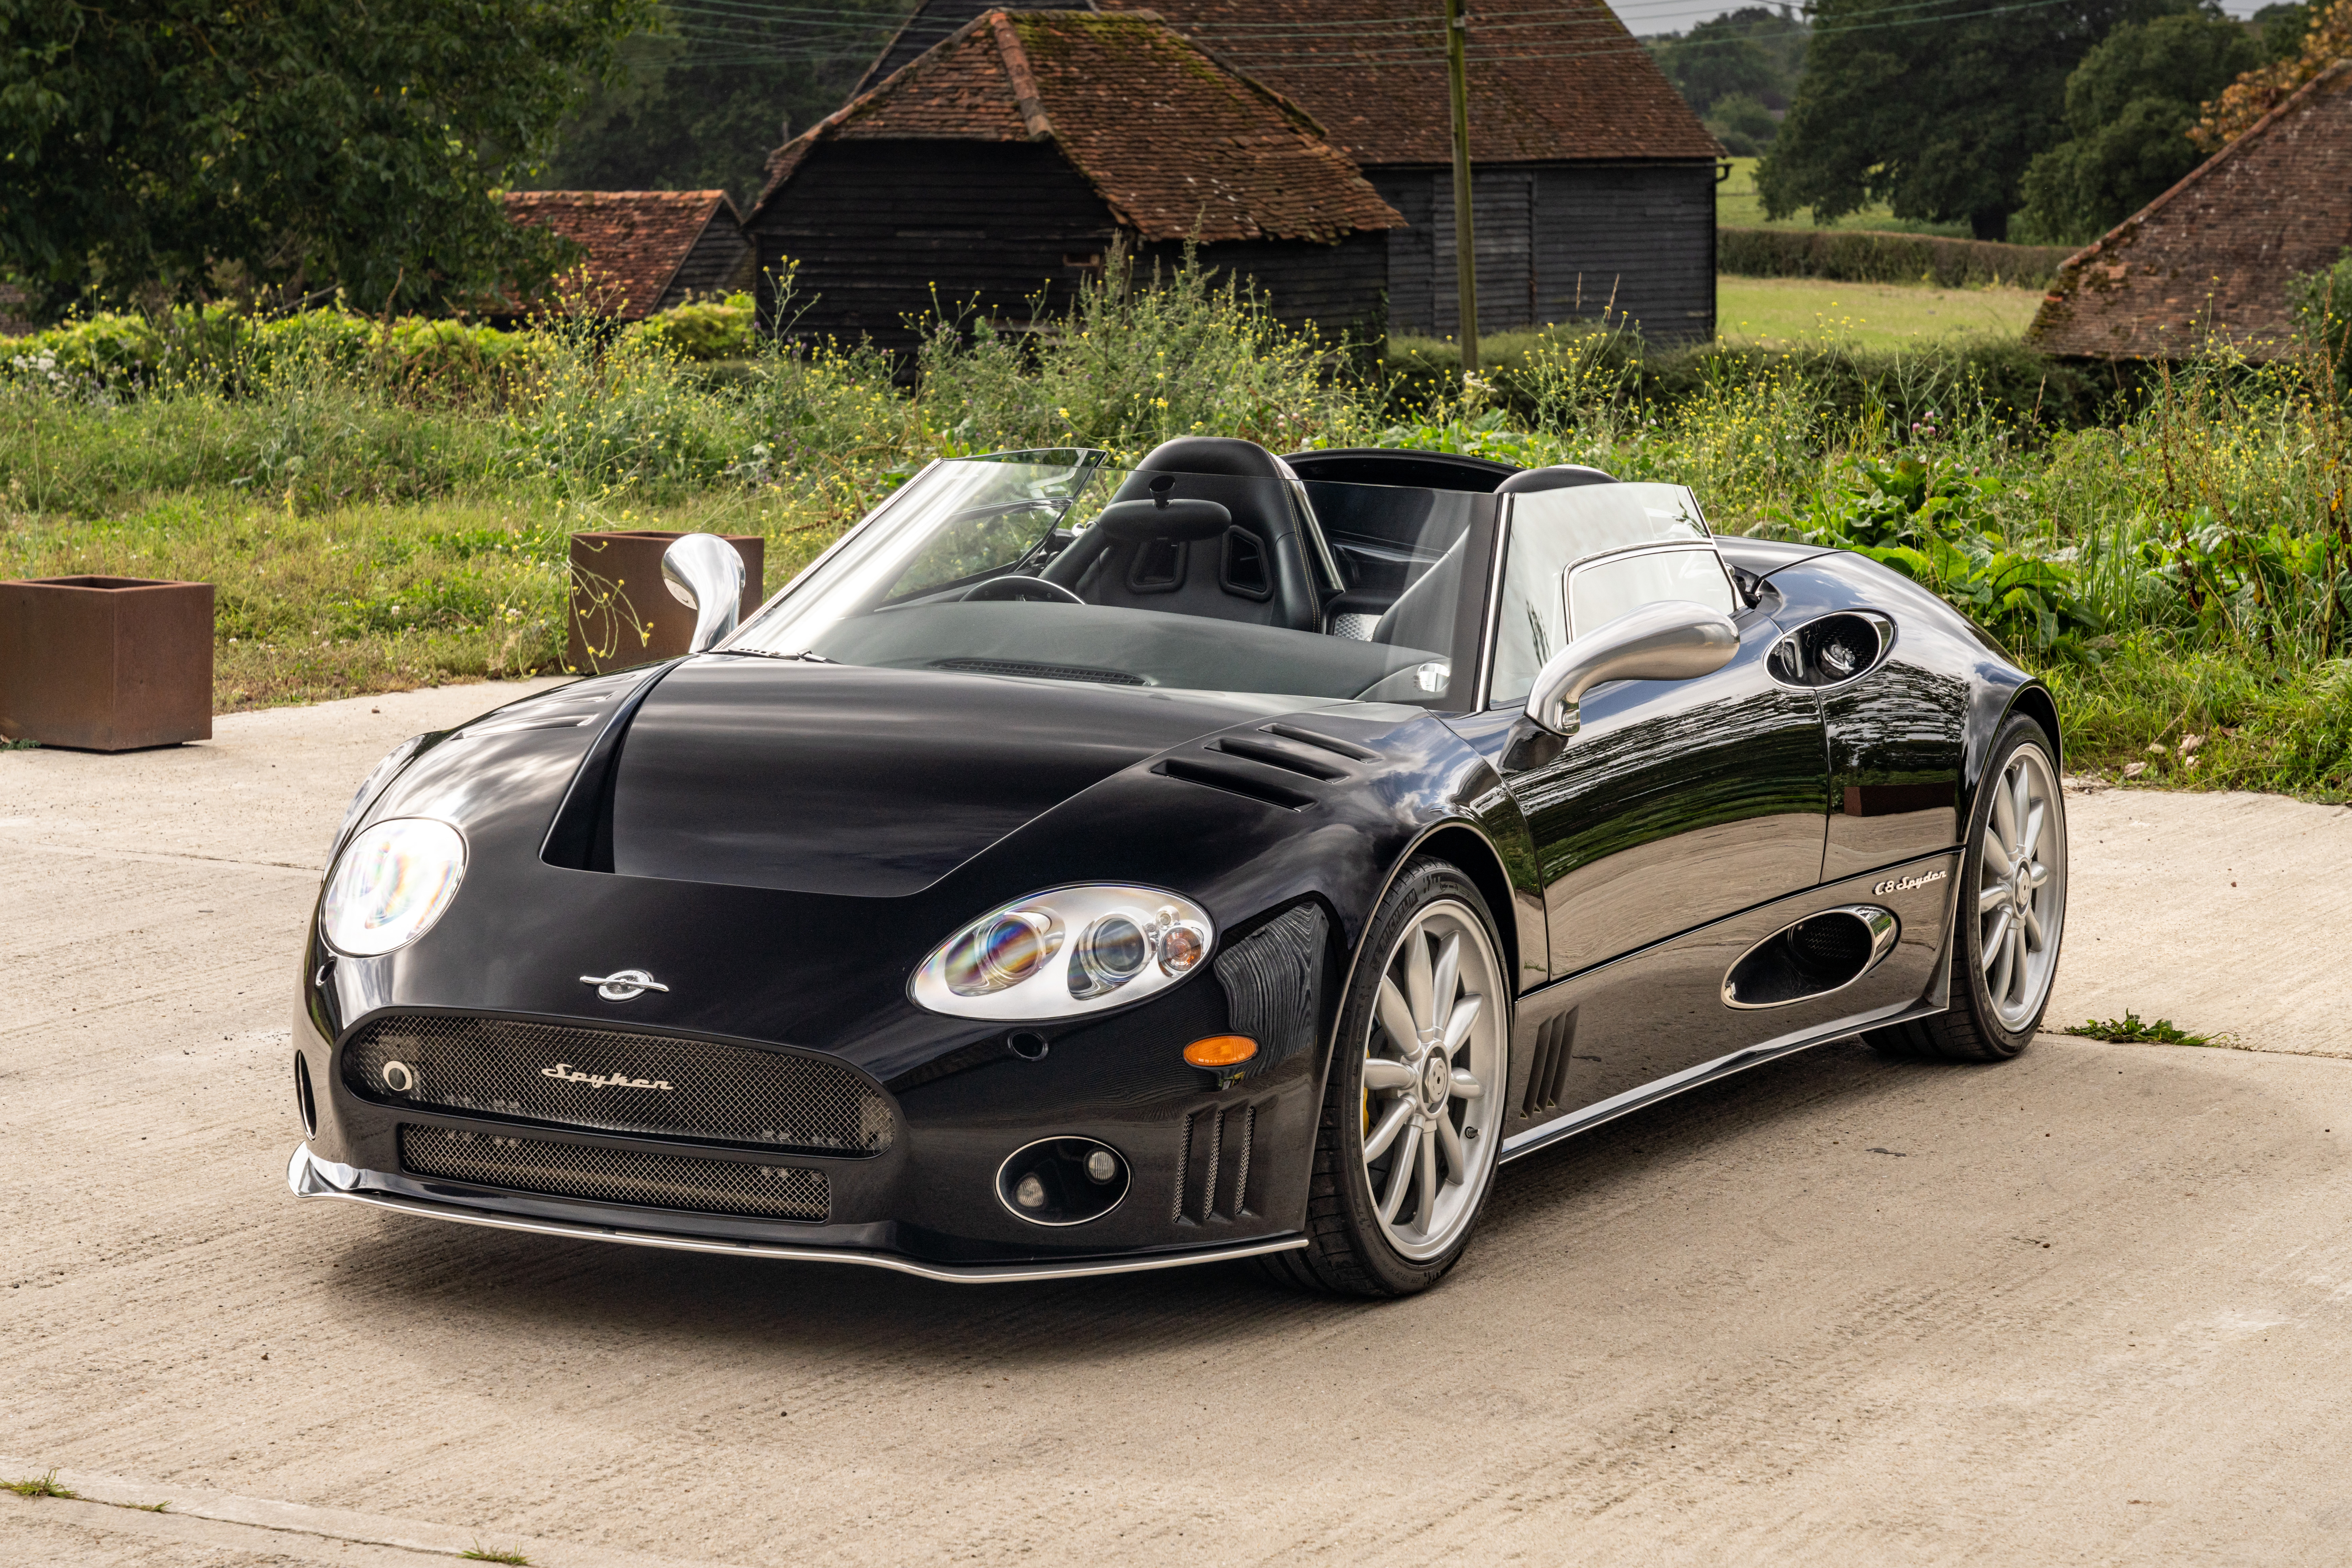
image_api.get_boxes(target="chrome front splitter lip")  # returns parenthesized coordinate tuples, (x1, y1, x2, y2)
(285, 1144, 1307, 1284)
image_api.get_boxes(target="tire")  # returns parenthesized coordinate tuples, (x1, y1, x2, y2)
(1868, 713, 2068, 1063)
(1258, 857, 1511, 1296)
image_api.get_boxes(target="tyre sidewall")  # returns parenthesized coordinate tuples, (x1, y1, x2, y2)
(1321, 858, 1509, 1295)
(1954, 715, 2064, 1056)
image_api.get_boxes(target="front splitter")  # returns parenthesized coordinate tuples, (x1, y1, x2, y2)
(284, 1144, 1306, 1284)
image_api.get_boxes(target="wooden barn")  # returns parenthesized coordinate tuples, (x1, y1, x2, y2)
(826, 0, 1723, 345)
(746, 9, 1403, 349)
(1124, 0, 1722, 344)
(501, 191, 756, 320)
(2029, 61, 2352, 360)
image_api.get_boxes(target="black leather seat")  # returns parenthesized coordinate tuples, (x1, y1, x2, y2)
(1042, 437, 1322, 632)
(1371, 464, 1618, 651)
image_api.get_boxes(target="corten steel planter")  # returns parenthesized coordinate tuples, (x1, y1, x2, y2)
(566, 532, 765, 674)
(0, 576, 214, 751)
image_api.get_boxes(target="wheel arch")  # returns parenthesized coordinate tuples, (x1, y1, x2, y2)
(2003, 681, 2062, 771)
(1401, 822, 1521, 995)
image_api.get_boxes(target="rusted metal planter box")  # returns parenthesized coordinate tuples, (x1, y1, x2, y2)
(0, 576, 214, 751)
(566, 532, 765, 674)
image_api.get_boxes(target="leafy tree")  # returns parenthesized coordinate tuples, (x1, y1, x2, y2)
(1707, 93, 1784, 157)
(546, 3, 908, 208)
(0, 0, 652, 319)
(2252, 2, 2313, 57)
(2019, 9, 2260, 244)
(2194, 0, 2352, 150)
(1652, 6, 1809, 115)
(1759, 0, 2186, 241)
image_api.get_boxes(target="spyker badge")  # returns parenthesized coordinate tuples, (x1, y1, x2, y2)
(582, 968, 669, 1001)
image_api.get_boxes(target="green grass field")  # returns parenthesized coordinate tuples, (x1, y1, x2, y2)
(1717, 275, 2047, 350)
(1715, 157, 1972, 238)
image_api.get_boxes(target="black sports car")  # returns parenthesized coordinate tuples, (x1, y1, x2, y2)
(287, 437, 2068, 1295)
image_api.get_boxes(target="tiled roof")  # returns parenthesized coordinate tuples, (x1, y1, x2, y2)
(759, 10, 1401, 244)
(1097, 0, 1717, 165)
(853, 0, 1092, 97)
(2029, 62, 2352, 360)
(501, 190, 742, 319)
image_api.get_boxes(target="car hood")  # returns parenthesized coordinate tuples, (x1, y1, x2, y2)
(605, 657, 1317, 897)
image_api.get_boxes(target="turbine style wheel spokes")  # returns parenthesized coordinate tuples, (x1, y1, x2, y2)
(1975, 743, 2067, 1031)
(1360, 899, 1507, 1262)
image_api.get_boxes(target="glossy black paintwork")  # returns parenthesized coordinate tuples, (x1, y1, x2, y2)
(292, 517, 2048, 1270)
(299, 670, 1534, 1264)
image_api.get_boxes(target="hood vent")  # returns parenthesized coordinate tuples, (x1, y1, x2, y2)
(1208, 735, 1347, 780)
(1155, 755, 1316, 811)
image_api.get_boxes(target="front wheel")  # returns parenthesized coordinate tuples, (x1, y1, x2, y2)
(1260, 858, 1510, 1296)
(1869, 713, 2067, 1062)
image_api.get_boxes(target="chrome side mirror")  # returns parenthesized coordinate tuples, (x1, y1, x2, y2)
(1524, 599, 1741, 735)
(661, 534, 746, 653)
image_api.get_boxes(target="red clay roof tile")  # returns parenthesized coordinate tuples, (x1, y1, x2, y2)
(502, 190, 741, 319)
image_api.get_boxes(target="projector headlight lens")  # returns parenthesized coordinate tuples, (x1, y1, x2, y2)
(913, 885, 1213, 1020)
(321, 816, 468, 957)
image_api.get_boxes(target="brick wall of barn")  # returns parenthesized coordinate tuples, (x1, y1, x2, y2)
(1373, 162, 1717, 346)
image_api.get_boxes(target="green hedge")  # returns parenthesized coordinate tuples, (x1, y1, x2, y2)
(1717, 228, 2075, 289)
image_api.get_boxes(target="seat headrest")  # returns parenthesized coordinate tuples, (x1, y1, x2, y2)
(1495, 464, 1617, 495)
(1136, 436, 1286, 481)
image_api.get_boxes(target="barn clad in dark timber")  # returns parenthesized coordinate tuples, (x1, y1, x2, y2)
(747, 9, 1402, 349)
(501, 191, 756, 319)
(1092, 0, 1724, 344)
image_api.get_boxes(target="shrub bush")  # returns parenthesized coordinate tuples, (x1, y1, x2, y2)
(1716, 227, 2075, 288)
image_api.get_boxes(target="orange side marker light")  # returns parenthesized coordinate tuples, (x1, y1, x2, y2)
(1183, 1035, 1258, 1070)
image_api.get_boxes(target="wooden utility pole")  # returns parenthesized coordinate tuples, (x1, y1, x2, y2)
(1443, 0, 1479, 376)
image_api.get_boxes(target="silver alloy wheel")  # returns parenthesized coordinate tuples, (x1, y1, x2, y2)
(1360, 898, 1506, 1262)
(1979, 742, 2067, 1030)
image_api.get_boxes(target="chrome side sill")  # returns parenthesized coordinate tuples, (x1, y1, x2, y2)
(1500, 998, 1944, 1164)
(285, 1144, 1306, 1284)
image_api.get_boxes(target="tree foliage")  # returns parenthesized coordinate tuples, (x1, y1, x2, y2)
(2193, 0, 2349, 150)
(1758, 0, 2184, 241)
(0, 0, 653, 319)
(2018, 9, 2260, 243)
(546, 3, 906, 208)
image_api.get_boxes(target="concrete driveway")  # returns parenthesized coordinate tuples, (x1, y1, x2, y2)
(5, 680, 2351, 1566)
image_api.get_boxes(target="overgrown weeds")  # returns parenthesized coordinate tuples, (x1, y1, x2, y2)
(2, 258, 2350, 800)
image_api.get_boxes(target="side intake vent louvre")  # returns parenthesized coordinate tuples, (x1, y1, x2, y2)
(1175, 1100, 1259, 1223)
(1154, 757, 1315, 811)
(930, 657, 1146, 686)
(1520, 1008, 1577, 1120)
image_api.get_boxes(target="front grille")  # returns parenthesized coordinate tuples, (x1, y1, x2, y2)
(401, 1126, 828, 1221)
(343, 1014, 892, 1155)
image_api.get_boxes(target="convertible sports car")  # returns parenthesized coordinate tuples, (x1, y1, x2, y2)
(287, 437, 2068, 1295)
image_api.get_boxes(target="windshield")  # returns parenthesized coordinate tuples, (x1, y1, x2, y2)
(727, 450, 1481, 708)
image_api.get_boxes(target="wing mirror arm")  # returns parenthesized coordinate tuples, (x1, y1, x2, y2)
(1523, 599, 1743, 736)
(661, 534, 747, 653)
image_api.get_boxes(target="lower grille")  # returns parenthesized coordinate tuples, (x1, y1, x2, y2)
(343, 1013, 891, 1155)
(400, 1125, 828, 1222)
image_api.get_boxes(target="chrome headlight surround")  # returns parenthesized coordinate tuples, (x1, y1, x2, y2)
(912, 885, 1213, 1021)
(320, 816, 469, 958)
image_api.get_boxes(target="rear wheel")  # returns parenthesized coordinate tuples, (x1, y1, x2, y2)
(1869, 714, 2067, 1062)
(1260, 858, 1509, 1296)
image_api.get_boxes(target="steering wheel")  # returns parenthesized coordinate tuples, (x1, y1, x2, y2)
(963, 575, 1084, 605)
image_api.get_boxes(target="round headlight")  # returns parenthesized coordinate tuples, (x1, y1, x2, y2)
(946, 909, 1061, 996)
(1070, 914, 1150, 998)
(321, 817, 468, 957)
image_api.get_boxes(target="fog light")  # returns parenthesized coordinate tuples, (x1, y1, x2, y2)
(995, 1136, 1130, 1226)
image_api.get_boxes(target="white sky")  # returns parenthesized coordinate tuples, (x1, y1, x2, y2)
(1608, 0, 2274, 38)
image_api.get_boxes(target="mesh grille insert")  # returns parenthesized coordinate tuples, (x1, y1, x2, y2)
(343, 1013, 892, 1155)
(400, 1125, 828, 1221)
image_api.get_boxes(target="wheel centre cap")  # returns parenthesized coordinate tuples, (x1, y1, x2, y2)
(1420, 1054, 1450, 1111)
